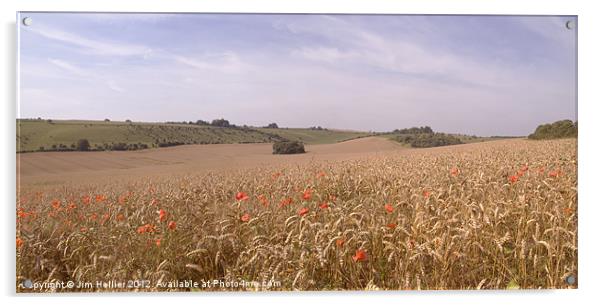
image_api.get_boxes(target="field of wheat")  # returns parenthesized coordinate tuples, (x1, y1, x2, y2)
(16, 139, 577, 291)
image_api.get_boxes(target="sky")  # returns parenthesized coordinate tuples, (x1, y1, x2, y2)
(18, 13, 577, 136)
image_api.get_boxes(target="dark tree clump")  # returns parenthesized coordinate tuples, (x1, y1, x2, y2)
(273, 141, 305, 154)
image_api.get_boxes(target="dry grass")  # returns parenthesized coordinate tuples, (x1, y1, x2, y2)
(16, 139, 577, 291)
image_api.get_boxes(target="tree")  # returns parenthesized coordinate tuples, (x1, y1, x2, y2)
(273, 141, 305, 154)
(266, 123, 279, 128)
(76, 139, 90, 151)
(211, 118, 230, 127)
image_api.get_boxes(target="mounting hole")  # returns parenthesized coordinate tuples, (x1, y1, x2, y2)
(22, 17, 33, 26)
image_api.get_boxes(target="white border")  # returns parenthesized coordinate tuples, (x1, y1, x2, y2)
(2, 1, 601, 305)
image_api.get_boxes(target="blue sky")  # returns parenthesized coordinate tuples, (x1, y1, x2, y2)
(18, 13, 576, 136)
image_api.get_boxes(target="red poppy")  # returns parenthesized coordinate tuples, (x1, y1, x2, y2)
(549, 170, 561, 178)
(298, 207, 310, 216)
(422, 190, 430, 198)
(386, 223, 397, 229)
(68, 202, 77, 210)
(450, 167, 459, 176)
(95, 194, 106, 203)
(80, 227, 88, 233)
(352, 249, 367, 262)
(508, 175, 519, 183)
(159, 209, 167, 222)
(137, 224, 155, 234)
(336, 238, 345, 247)
(51, 199, 61, 210)
(563, 207, 573, 216)
(257, 194, 269, 207)
(302, 189, 312, 201)
(116, 214, 126, 221)
(89, 213, 98, 221)
(82, 195, 91, 205)
(279, 197, 293, 208)
(241, 213, 251, 222)
(521, 165, 529, 172)
(155, 239, 162, 247)
(168, 221, 177, 230)
(16, 237, 23, 248)
(236, 192, 250, 201)
(272, 172, 282, 179)
(316, 171, 326, 178)
(319, 202, 329, 209)
(384, 203, 394, 213)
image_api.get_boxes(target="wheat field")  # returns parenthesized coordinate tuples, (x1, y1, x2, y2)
(16, 138, 577, 291)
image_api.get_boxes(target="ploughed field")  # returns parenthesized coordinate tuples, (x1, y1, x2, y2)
(16, 138, 577, 291)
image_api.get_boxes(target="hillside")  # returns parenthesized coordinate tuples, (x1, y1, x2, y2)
(16, 119, 369, 153)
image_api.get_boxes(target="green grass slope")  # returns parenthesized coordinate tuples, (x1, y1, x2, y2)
(16, 120, 370, 152)
(255, 128, 369, 145)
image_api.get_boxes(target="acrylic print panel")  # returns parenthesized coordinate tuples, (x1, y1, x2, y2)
(16, 12, 577, 292)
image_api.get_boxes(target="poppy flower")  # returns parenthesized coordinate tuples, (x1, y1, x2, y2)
(95, 195, 106, 203)
(16, 237, 23, 248)
(352, 249, 367, 262)
(168, 221, 177, 230)
(137, 224, 155, 234)
(118, 195, 127, 204)
(158, 209, 167, 222)
(316, 171, 326, 178)
(116, 214, 126, 221)
(279, 197, 293, 208)
(68, 202, 77, 210)
(17, 209, 27, 219)
(336, 238, 345, 247)
(563, 207, 573, 216)
(302, 189, 312, 201)
(80, 227, 88, 233)
(298, 207, 310, 216)
(450, 167, 459, 176)
(89, 213, 98, 221)
(82, 195, 91, 205)
(517, 170, 525, 177)
(51, 199, 61, 210)
(155, 239, 162, 247)
(508, 175, 519, 183)
(384, 203, 394, 213)
(422, 190, 430, 198)
(386, 223, 397, 229)
(272, 172, 282, 179)
(236, 192, 250, 201)
(241, 213, 250, 222)
(319, 202, 329, 209)
(521, 165, 529, 172)
(257, 194, 269, 207)
(549, 170, 560, 178)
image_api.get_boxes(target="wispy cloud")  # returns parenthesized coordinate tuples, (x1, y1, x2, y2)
(26, 25, 153, 57)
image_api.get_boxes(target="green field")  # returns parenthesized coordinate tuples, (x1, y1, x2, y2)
(16, 119, 370, 152)
(253, 127, 370, 145)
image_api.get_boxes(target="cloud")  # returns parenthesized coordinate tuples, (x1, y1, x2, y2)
(47, 58, 89, 76)
(26, 26, 152, 57)
(107, 80, 125, 93)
